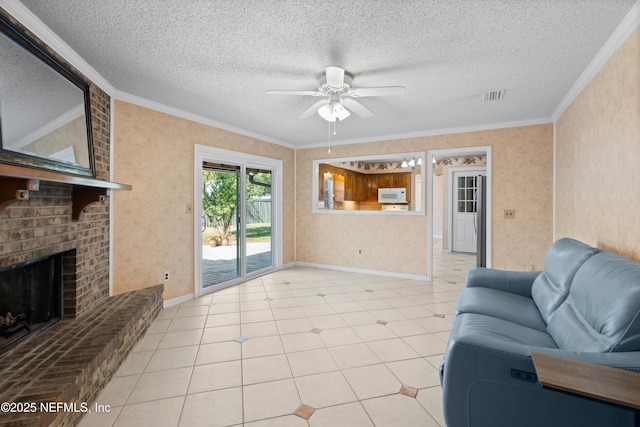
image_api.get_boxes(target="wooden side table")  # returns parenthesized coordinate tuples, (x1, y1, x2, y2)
(531, 352, 640, 425)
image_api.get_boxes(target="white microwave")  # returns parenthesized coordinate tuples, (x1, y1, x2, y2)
(378, 188, 406, 203)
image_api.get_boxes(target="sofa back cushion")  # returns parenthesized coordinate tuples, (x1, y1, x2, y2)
(531, 238, 601, 323)
(547, 251, 640, 352)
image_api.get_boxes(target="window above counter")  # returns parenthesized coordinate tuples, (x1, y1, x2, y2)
(312, 152, 425, 215)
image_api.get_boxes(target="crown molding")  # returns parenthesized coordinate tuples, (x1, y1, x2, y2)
(551, 1, 640, 120)
(0, 0, 116, 95)
(297, 117, 554, 150)
(114, 91, 298, 150)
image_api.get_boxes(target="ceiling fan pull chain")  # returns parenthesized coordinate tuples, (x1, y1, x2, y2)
(327, 120, 331, 153)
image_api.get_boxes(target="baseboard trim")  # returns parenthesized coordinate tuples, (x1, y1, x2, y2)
(163, 293, 194, 308)
(294, 261, 430, 282)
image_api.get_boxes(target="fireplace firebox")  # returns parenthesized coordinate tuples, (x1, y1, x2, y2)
(0, 254, 62, 353)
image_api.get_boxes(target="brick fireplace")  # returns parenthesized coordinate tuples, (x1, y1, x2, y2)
(0, 8, 162, 427)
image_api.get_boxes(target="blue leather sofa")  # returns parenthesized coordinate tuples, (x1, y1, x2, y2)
(440, 238, 640, 427)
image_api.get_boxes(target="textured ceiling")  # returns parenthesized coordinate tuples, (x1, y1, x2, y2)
(15, 0, 637, 147)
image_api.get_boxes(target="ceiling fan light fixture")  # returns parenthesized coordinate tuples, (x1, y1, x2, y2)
(318, 100, 350, 122)
(317, 103, 336, 122)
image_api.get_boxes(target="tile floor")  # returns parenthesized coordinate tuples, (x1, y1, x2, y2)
(80, 251, 475, 427)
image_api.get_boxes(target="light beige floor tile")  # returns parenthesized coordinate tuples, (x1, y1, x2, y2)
(210, 294, 240, 303)
(308, 402, 374, 427)
(351, 323, 397, 342)
(286, 348, 339, 377)
(127, 367, 192, 404)
(385, 319, 429, 337)
(196, 341, 241, 365)
(240, 291, 268, 301)
(297, 295, 329, 306)
(157, 329, 203, 349)
(179, 387, 243, 427)
(413, 316, 453, 332)
(346, 291, 378, 301)
(361, 394, 439, 427)
(78, 405, 122, 427)
(242, 354, 292, 384)
(422, 303, 456, 316)
(396, 305, 435, 318)
(342, 363, 402, 399)
(272, 306, 307, 320)
(241, 335, 285, 358)
(291, 288, 321, 297)
(318, 326, 362, 347)
(367, 338, 420, 362)
(167, 315, 207, 332)
(309, 314, 348, 330)
(386, 358, 441, 388)
(201, 324, 241, 343)
(155, 307, 178, 320)
(146, 318, 171, 334)
(276, 317, 313, 334)
(114, 396, 184, 427)
(188, 360, 242, 394)
(144, 345, 198, 372)
(94, 375, 139, 407)
(241, 309, 275, 323)
(281, 332, 325, 353)
(356, 299, 392, 310)
(241, 320, 279, 337)
(269, 297, 302, 308)
(240, 300, 272, 311)
(245, 414, 308, 427)
(174, 305, 210, 318)
(302, 304, 337, 317)
(339, 311, 377, 326)
(266, 290, 295, 299)
(425, 354, 444, 369)
(208, 302, 241, 314)
(367, 308, 409, 321)
(409, 294, 440, 305)
(328, 343, 381, 369)
(324, 293, 353, 303)
(330, 301, 366, 314)
(416, 386, 447, 427)
(115, 351, 153, 377)
(132, 332, 163, 352)
(243, 378, 301, 422)
(295, 371, 357, 408)
(382, 296, 417, 308)
(402, 334, 448, 357)
(206, 312, 241, 327)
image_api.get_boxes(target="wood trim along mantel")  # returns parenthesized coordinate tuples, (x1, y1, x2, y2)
(0, 163, 131, 220)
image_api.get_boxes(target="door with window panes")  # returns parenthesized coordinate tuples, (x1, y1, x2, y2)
(452, 169, 485, 253)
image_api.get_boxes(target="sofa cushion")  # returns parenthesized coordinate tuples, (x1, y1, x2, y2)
(548, 251, 640, 352)
(450, 313, 558, 351)
(531, 238, 601, 323)
(455, 287, 547, 331)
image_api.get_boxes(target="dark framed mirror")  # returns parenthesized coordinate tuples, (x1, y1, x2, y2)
(0, 13, 95, 177)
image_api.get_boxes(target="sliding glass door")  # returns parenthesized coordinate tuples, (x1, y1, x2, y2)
(195, 146, 281, 295)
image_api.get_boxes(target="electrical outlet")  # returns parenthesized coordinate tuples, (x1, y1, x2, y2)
(504, 209, 515, 219)
(357, 249, 363, 255)
(164, 271, 170, 282)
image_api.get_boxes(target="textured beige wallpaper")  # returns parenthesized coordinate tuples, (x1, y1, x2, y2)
(296, 124, 554, 276)
(112, 101, 295, 299)
(556, 29, 640, 261)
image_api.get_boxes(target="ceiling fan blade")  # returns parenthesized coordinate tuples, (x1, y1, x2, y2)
(299, 99, 330, 119)
(266, 90, 322, 96)
(325, 66, 345, 87)
(349, 86, 406, 97)
(341, 98, 374, 119)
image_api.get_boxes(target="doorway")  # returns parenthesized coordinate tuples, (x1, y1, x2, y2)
(194, 146, 282, 297)
(427, 147, 492, 281)
(451, 168, 486, 253)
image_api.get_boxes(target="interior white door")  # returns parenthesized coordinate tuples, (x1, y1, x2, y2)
(452, 170, 484, 253)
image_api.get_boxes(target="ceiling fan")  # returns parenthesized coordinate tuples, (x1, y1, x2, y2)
(266, 66, 405, 122)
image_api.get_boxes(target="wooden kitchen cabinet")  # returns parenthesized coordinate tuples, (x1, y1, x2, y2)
(377, 173, 394, 188)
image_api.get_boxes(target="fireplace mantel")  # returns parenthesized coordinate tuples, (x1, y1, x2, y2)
(0, 163, 131, 220)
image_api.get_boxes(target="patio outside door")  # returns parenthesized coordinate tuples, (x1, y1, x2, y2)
(195, 146, 281, 296)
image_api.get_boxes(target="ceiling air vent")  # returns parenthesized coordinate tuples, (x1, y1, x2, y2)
(483, 90, 505, 102)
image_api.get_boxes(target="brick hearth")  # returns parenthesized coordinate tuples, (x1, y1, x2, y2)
(0, 284, 163, 427)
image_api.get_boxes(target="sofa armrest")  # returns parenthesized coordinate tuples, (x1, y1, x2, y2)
(530, 347, 640, 372)
(465, 267, 542, 298)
